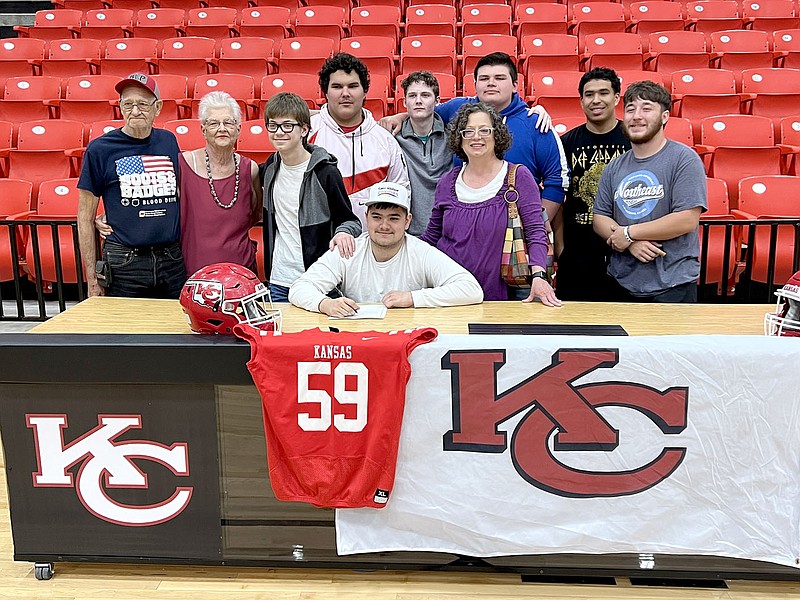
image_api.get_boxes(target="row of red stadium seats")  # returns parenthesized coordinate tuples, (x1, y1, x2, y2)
(21, 1, 800, 43)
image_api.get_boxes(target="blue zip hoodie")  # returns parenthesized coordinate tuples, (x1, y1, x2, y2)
(435, 93, 569, 204)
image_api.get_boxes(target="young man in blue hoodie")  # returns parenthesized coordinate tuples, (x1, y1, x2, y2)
(381, 52, 568, 222)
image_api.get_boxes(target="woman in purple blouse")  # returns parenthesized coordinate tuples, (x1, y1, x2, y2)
(421, 102, 561, 305)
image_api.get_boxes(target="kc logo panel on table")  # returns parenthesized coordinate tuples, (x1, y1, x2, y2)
(26, 414, 192, 526)
(442, 348, 689, 498)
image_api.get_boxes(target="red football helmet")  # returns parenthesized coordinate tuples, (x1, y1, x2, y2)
(180, 263, 281, 335)
(765, 270, 800, 336)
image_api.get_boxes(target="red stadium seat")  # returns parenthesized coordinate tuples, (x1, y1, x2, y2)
(41, 38, 102, 79)
(154, 36, 215, 78)
(709, 30, 773, 85)
(741, 68, 800, 137)
(696, 114, 793, 206)
(14, 10, 81, 41)
(772, 28, 800, 68)
(350, 6, 401, 45)
(189, 74, 256, 120)
(294, 5, 349, 41)
(665, 116, 695, 147)
(626, 2, 685, 51)
(260, 73, 322, 111)
(735, 175, 800, 285)
(644, 31, 711, 78)
(23, 178, 88, 286)
(399, 35, 457, 76)
(552, 115, 585, 136)
(150, 74, 189, 123)
(685, 1, 742, 40)
(132, 8, 185, 41)
(528, 70, 584, 119)
(81, 9, 133, 43)
(515, 3, 569, 40)
(520, 34, 579, 79)
(164, 119, 205, 151)
(670, 68, 742, 142)
(405, 5, 456, 38)
(216, 37, 277, 79)
(96, 37, 158, 78)
(699, 177, 739, 296)
(779, 115, 800, 150)
(341, 36, 397, 81)
(277, 36, 337, 76)
(0, 120, 84, 201)
(0, 76, 61, 132)
(237, 120, 275, 164)
(0, 178, 33, 282)
(580, 32, 644, 72)
(185, 7, 237, 39)
(461, 4, 513, 38)
(50, 75, 119, 122)
(569, 3, 626, 43)
(0, 38, 44, 83)
(742, 0, 799, 32)
(87, 119, 125, 142)
(238, 7, 292, 41)
(462, 35, 517, 80)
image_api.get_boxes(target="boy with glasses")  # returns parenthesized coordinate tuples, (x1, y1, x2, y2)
(260, 92, 361, 302)
(78, 73, 185, 298)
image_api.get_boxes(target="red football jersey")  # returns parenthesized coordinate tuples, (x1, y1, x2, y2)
(234, 326, 438, 508)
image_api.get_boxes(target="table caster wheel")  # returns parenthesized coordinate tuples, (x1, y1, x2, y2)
(34, 562, 54, 580)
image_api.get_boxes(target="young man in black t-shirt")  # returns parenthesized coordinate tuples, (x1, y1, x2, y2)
(555, 68, 631, 301)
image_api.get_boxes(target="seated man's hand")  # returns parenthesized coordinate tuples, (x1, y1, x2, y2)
(378, 113, 406, 135)
(95, 214, 113, 238)
(382, 290, 413, 308)
(87, 278, 105, 298)
(319, 296, 360, 317)
(523, 276, 563, 307)
(330, 232, 355, 259)
(526, 105, 552, 133)
(628, 240, 667, 263)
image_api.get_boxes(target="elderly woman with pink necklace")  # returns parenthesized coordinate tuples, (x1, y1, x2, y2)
(177, 91, 262, 275)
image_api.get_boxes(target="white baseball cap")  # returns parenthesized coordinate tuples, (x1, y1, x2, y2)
(361, 182, 410, 212)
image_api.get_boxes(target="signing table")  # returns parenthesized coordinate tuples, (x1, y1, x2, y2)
(0, 298, 797, 581)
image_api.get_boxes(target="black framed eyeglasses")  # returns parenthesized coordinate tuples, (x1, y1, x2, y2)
(266, 121, 303, 133)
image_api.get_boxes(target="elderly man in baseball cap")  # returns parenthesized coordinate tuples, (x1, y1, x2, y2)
(289, 181, 483, 317)
(77, 73, 185, 298)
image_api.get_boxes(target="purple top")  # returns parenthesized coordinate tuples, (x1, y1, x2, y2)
(420, 163, 548, 301)
(179, 153, 256, 276)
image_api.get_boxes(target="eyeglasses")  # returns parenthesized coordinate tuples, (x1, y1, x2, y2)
(460, 127, 494, 139)
(120, 99, 158, 113)
(204, 119, 239, 130)
(266, 121, 303, 133)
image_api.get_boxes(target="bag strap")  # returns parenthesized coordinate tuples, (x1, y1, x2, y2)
(504, 164, 521, 217)
(506, 163, 519, 192)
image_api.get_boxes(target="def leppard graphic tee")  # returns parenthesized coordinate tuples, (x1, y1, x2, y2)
(78, 128, 180, 248)
(234, 326, 438, 509)
(558, 122, 630, 300)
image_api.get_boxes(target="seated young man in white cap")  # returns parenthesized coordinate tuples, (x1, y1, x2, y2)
(288, 182, 483, 317)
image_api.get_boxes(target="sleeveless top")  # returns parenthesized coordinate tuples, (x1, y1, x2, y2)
(179, 153, 256, 276)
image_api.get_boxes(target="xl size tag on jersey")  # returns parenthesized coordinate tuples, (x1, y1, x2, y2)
(374, 489, 389, 505)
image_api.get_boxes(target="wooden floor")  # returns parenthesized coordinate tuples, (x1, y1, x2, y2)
(0, 460, 796, 599)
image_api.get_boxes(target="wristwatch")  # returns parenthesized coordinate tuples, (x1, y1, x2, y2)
(531, 270, 549, 283)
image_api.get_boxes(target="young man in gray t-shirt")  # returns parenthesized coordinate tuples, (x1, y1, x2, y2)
(593, 81, 707, 302)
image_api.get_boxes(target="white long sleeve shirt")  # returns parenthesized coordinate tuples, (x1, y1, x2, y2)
(288, 233, 483, 312)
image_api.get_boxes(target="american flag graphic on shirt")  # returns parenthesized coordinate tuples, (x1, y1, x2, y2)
(116, 155, 174, 176)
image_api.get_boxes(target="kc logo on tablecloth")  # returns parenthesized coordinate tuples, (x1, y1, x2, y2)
(442, 349, 688, 498)
(26, 414, 192, 526)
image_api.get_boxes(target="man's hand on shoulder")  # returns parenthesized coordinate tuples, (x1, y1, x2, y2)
(319, 296, 360, 317)
(330, 232, 355, 259)
(379, 113, 408, 135)
(382, 291, 413, 308)
(526, 105, 553, 133)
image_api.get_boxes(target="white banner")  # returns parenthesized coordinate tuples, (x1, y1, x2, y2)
(336, 334, 800, 568)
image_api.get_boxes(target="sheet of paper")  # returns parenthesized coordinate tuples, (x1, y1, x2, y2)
(328, 304, 387, 320)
